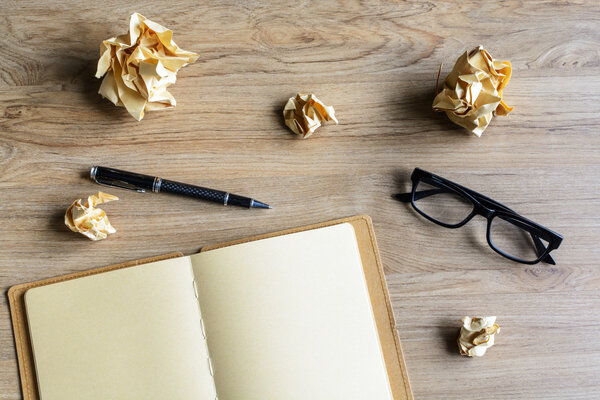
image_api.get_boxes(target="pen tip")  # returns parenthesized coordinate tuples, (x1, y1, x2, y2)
(253, 200, 271, 209)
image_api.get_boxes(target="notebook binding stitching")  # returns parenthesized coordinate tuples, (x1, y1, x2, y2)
(192, 279, 219, 400)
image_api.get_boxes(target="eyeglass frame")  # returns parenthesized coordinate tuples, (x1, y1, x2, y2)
(395, 168, 563, 265)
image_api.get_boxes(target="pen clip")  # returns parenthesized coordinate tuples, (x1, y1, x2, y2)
(90, 166, 147, 193)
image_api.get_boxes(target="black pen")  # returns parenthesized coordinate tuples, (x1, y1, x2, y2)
(90, 166, 271, 209)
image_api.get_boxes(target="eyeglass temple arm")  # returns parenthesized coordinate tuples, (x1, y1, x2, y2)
(394, 192, 413, 202)
(394, 188, 556, 265)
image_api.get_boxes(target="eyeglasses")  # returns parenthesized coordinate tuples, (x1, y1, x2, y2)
(395, 168, 563, 265)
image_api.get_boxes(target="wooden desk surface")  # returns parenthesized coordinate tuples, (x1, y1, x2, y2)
(1, 1, 599, 398)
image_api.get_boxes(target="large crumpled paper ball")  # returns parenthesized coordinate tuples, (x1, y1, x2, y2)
(95, 13, 199, 121)
(433, 46, 513, 136)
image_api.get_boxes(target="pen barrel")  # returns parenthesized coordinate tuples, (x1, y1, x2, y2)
(160, 179, 228, 205)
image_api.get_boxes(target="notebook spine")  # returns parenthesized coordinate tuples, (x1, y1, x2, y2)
(193, 279, 219, 400)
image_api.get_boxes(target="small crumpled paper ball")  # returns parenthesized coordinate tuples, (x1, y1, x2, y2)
(457, 316, 501, 357)
(65, 192, 119, 241)
(95, 13, 199, 121)
(433, 46, 513, 136)
(283, 93, 338, 138)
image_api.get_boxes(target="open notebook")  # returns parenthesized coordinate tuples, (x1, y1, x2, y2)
(11, 216, 412, 400)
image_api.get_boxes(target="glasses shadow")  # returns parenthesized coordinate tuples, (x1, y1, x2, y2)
(391, 168, 414, 195)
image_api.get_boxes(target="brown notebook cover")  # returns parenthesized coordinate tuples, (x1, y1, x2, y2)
(8, 215, 412, 400)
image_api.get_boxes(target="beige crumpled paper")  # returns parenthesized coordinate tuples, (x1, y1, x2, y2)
(457, 316, 501, 357)
(433, 46, 513, 136)
(65, 192, 119, 241)
(283, 93, 338, 138)
(95, 13, 199, 121)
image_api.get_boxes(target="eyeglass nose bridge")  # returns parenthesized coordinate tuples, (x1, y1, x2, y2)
(474, 203, 495, 219)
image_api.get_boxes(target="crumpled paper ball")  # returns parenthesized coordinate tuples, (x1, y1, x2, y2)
(65, 192, 119, 241)
(433, 46, 513, 136)
(283, 93, 338, 138)
(95, 13, 199, 121)
(457, 316, 501, 357)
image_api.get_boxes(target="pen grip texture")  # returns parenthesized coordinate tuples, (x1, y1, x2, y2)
(160, 180, 226, 204)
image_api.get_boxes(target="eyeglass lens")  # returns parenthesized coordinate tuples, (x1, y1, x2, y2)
(489, 215, 549, 262)
(413, 179, 474, 225)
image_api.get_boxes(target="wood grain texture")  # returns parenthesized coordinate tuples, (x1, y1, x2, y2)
(1, 0, 599, 398)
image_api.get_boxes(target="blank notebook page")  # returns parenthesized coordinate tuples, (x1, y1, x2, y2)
(191, 223, 393, 400)
(24, 257, 216, 400)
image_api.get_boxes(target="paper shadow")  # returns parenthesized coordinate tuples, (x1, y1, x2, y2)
(438, 324, 461, 355)
(273, 99, 292, 135)
(391, 73, 468, 138)
(48, 208, 78, 240)
(79, 59, 128, 119)
(35, 17, 129, 121)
